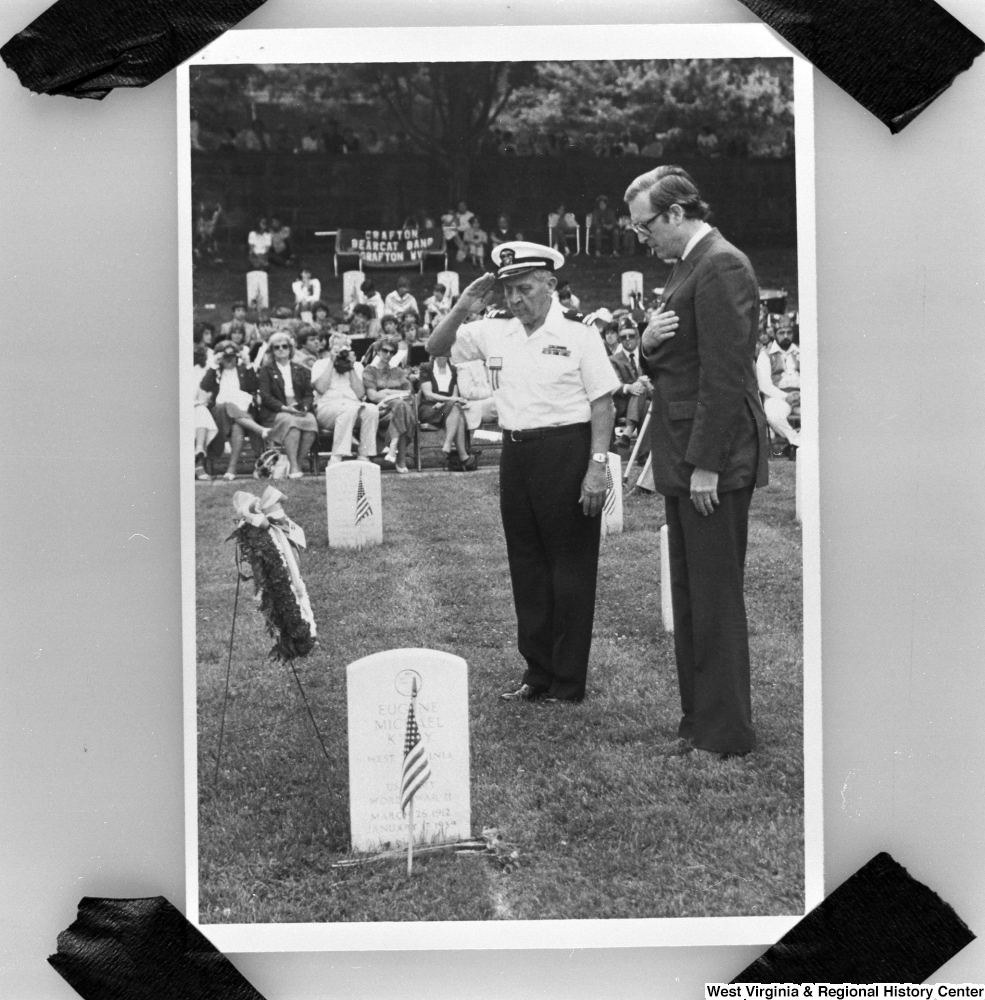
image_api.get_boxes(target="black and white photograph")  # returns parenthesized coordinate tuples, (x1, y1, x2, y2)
(179, 24, 821, 951)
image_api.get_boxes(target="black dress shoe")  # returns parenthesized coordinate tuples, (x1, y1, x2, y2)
(654, 738, 695, 757)
(500, 683, 545, 702)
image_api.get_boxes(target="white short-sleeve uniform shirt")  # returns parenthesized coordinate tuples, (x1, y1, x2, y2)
(450, 299, 620, 431)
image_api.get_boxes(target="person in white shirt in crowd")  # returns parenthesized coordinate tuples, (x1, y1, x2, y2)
(427, 241, 621, 704)
(247, 218, 272, 269)
(423, 282, 452, 331)
(383, 275, 419, 319)
(344, 278, 385, 326)
(755, 318, 801, 455)
(193, 343, 218, 481)
(292, 266, 321, 320)
(199, 340, 270, 480)
(311, 336, 380, 467)
(267, 217, 294, 266)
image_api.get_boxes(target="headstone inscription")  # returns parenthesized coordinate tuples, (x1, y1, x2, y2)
(346, 648, 471, 852)
(325, 459, 382, 550)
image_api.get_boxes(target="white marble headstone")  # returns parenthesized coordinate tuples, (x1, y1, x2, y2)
(342, 270, 364, 313)
(346, 648, 471, 852)
(601, 451, 624, 538)
(246, 270, 269, 310)
(325, 459, 382, 549)
(621, 270, 643, 306)
(437, 270, 460, 300)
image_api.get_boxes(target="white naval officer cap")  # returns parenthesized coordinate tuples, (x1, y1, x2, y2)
(491, 240, 565, 280)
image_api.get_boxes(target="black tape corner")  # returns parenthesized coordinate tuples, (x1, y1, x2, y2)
(732, 852, 975, 984)
(49, 896, 267, 1000)
(737, 0, 984, 133)
(1, 0, 268, 99)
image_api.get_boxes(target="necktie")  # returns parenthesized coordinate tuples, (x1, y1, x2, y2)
(628, 351, 638, 380)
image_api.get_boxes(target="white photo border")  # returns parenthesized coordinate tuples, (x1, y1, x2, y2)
(178, 22, 821, 953)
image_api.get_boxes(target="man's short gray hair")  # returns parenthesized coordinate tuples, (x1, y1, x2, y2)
(502, 267, 557, 287)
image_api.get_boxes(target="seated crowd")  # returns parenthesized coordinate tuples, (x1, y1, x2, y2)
(192, 274, 493, 480)
(193, 266, 799, 481)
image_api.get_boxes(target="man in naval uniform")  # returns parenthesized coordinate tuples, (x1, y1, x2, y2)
(427, 242, 620, 703)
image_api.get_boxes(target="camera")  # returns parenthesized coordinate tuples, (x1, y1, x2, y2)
(333, 348, 355, 374)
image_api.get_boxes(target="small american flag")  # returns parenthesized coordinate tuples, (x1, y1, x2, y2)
(603, 458, 617, 516)
(355, 471, 373, 526)
(400, 700, 431, 815)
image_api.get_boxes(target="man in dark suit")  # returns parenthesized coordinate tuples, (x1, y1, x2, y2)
(624, 165, 769, 759)
(609, 323, 652, 445)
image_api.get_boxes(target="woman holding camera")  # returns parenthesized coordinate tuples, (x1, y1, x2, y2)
(311, 338, 380, 467)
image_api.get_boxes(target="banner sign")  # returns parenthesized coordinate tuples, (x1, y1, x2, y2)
(335, 227, 445, 268)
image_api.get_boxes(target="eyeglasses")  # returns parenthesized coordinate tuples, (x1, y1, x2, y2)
(619, 333, 638, 340)
(631, 212, 664, 238)
(378, 348, 396, 356)
(271, 343, 291, 350)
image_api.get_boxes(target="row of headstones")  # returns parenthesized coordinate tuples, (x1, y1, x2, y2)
(243, 269, 648, 311)
(325, 453, 627, 552)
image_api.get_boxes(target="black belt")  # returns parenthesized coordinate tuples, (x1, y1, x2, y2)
(503, 422, 589, 442)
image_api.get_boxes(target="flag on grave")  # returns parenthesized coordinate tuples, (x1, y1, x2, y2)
(400, 696, 431, 816)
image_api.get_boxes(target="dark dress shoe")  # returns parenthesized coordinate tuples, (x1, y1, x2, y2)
(654, 738, 696, 757)
(500, 683, 544, 702)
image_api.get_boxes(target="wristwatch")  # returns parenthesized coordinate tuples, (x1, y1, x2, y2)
(591, 452, 608, 464)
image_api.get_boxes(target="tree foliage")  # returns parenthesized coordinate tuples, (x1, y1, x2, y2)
(498, 59, 793, 152)
(190, 59, 794, 199)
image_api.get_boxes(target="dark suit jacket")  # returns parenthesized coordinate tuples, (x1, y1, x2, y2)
(609, 347, 644, 387)
(642, 228, 769, 497)
(257, 361, 314, 425)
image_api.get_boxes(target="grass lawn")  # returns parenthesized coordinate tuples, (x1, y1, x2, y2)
(192, 242, 798, 330)
(195, 455, 804, 923)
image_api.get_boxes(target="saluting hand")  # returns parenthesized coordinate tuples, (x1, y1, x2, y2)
(641, 303, 679, 354)
(459, 272, 497, 312)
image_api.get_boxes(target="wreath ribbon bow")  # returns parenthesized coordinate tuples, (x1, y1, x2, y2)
(232, 487, 316, 640)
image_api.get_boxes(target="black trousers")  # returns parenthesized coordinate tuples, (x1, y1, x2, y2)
(499, 424, 601, 701)
(664, 485, 757, 754)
